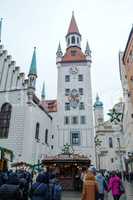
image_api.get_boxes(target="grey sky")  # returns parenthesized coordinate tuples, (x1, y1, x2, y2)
(0, 0, 133, 117)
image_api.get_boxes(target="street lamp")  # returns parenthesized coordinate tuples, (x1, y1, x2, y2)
(117, 137, 124, 180)
(94, 136, 102, 170)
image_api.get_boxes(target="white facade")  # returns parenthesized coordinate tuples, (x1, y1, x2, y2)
(50, 14, 95, 164)
(94, 98, 125, 170)
(0, 44, 52, 164)
(119, 52, 133, 157)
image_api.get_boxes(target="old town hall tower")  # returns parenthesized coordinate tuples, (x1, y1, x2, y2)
(55, 13, 95, 162)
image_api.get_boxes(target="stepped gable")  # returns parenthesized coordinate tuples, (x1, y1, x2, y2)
(0, 44, 28, 90)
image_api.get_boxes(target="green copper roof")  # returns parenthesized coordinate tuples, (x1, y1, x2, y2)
(94, 94, 103, 108)
(41, 82, 45, 99)
(29, 47, 37, 76)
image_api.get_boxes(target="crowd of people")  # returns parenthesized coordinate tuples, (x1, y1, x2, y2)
(0, 166, 128, 200)
(81, 167, 125, 200)
(0, 169, 62, 200)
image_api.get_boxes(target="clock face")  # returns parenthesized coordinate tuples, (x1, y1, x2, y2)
(69, 66, 78, 75)
(68, 89, 80, 108)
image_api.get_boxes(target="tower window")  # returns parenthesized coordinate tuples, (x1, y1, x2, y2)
(78, 74, 83, 81)
(68, 38, 70, 45)
(80, 116, 86, 124)
(111, 158, 114, 163)
(65, 103, 70, 111)
(77, 37, 79, 44)
(65, 89, 70, 96)
(71, 131, 80, 145)
(79, 102, 85, 110)
(79, 88, 83, 95)
(0, 103, 12, 138)
(64, 116, 70, 125)
(109, 137, 113, 148)
(71, 36, 75, 44)
(71, 116, 78, 124)
(35, 122, 40, 141)
(65, 75, 70, 82)
(71, 50, 77, 56)
(51, 145, 53, 149)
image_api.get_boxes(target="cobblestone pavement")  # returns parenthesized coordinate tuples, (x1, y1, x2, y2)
(62, 191, 81, 200)
(62, 182, 133, 200)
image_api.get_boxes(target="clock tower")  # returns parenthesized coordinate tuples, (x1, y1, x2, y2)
(56, 13, 95, 163)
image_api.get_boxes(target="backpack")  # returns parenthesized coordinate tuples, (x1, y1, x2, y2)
(0, 184, 23, 200)
(120, 181, 125, 193)
(53, 184, 62, 200)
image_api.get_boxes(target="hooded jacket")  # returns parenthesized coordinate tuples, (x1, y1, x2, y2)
(108, 175, 122, 196)
(81, 172, 98, 200)
(96, 173, 106, 194)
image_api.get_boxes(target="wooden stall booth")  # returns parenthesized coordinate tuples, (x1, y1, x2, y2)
(42, 153, 91, 191)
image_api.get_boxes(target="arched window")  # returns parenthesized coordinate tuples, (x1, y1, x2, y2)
(35, 122, 40, 141)
(68, 38, 70, 45)
(45, 129, 48, 144)
(109, 137, 113, 148)
(71, 36, 75, 44)
(0, 103, 12, 138)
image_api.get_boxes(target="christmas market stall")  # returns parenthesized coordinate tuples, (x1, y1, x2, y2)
(0, 146, 14, 171)
(42, 152, 91, 190)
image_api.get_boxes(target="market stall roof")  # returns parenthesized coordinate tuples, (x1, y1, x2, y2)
(42, 153, 91, 165)
(11, 162, 32, 168)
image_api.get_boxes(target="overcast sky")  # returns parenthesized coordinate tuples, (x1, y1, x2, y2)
(0, 0, 133, 117)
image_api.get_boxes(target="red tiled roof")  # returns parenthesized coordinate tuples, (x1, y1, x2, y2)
(67, 14, 80, 35)
(44, 100, 57, 113)
(61, 47, 86, 63)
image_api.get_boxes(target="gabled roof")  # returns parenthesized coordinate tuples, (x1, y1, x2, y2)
(44, 99, 57, 112)
(67, 13, 80, 36)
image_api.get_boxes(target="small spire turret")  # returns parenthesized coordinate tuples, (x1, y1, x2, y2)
(85, 41, 91, 56)
(28, 47, 37, 77)
(85, 41, 91, 62)
(56, 42, 63, 57)
(56, 42, 63, 64)
(27, 47, 37, 103)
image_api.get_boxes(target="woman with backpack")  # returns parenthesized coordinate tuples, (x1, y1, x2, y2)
(52, 179, 62, 200)
(107, 171, 125, 200)
(30, 173, 49, 200)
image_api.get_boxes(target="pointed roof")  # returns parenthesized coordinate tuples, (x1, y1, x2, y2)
(85, 41, 91, 55)
(56, 42, 63, 57)
(41, 82, 45, 99)
(67, 12, 80, 36)
(29, 47, 37, 76)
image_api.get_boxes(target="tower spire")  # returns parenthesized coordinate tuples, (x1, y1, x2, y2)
(67, 12, 80, 36)
(0, 18, 3, 43)
(28, 47, 37, 77)
(85, 41, 91, 56)
(56, 42, 63, 57)
(66, 13, 81, 49)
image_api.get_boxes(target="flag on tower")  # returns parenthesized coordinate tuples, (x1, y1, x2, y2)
(0, 18, 3, 43)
